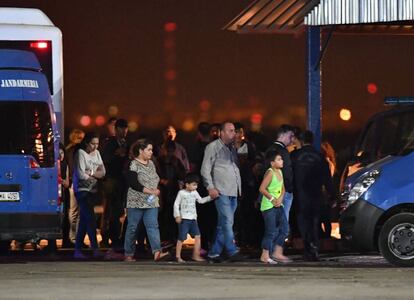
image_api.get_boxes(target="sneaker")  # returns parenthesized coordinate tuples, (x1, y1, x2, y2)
(207, 255, 222, 264)
(73, 250, 87, 259)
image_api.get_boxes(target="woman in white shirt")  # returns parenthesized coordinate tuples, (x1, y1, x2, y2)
(72, 132, 106, 259)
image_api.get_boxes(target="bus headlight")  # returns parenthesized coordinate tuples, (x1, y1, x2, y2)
(347, 169, 380, 205)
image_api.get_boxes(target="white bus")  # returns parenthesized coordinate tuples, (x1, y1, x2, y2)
(0, 7, 64, 137)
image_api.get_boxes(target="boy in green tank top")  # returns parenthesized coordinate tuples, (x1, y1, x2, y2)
(258, 150, 291, 264)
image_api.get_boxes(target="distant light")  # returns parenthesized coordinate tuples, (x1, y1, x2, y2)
(108, 105, 119, 116)
(250, 113, 263, 124)
(95, 115, 105, 126)
(80, 115, 91, 127)
(182, 119, 194, 132)
(199, 99, 211, 111)
(30, 41, 48, 49)
(164, 22, 177, 32)
(165, 70, 177, 81)
(128, 121, 138, 132)
(339, 108, 352, 121)
(367, 83, 378, 94)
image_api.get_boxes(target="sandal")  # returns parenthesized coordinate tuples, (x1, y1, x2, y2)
(272, 256, 292, 263)
(124, 256, 136, 262)
(191, 256, 206, 262)
(154, 251, 170, 261)
(260, 258, 278, 265)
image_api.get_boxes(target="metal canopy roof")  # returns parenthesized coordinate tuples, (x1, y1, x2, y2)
(224, 0, 414, 35)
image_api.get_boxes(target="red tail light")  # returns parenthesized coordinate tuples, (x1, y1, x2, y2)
(30, 41, 48, 49)
(29, 158, 40, 168)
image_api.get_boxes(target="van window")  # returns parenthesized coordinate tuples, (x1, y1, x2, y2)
(357, 110, 414, 160)
(0, 101, 55, 167)
(399, 111, 414, 155)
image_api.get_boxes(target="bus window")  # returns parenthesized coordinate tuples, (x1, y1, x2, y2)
(0, 101, 54, 167)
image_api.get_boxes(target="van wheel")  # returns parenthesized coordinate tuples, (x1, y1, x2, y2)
(379, 213, 414, 267)
(0, 240, 11, 252)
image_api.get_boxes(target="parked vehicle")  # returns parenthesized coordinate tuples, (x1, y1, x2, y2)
(340, 98, 414, 266)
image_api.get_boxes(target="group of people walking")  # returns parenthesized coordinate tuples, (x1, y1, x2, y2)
(58, 119, 336, 264)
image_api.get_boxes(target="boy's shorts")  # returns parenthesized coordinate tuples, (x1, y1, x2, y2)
(178, 219, 200, 241)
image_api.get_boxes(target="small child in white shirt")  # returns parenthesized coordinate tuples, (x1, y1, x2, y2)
(173, 173, 213, 263)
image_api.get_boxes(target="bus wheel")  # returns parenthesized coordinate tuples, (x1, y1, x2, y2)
(379, 213, 414, 267)
(0, 240, 11, 252)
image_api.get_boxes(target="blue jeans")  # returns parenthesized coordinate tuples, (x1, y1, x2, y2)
(261, 207, 288, 251)
(124, 207, 161, 256)
(209, 195, 238, 257)
(75, 191, 98, 250)
(283, 192, 293, 223)
(178, 219, 200, 241)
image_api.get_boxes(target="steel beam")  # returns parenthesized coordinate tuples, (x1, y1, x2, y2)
(306, 26, 322, 149)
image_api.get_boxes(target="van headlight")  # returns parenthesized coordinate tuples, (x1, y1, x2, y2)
(347, 169, 380, 205)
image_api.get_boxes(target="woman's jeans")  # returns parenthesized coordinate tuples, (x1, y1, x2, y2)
(261, 206, 288, 252)
(75, 191, 98, 250)
(124, 207, 161, 256)
(208, 195, 238, 257)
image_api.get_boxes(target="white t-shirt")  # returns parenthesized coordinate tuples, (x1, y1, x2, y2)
(173, 190, 212, 220)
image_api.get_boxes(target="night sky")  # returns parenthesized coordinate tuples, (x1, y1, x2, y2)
(2, 0, 414, 148)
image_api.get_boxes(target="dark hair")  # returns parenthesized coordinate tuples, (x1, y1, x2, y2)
(115, 118, 128, 128)
(198, 122, 211, 136)
(292, 126, 302, 138)
(79, 132, 100, 151)
(299, 130, 314, 145)
(276, 124, 294, 139)
(234, 122, 244, 131)
(107, 117, 117, 125)
(265, 149, 282, 163)
(220, 121, 234, 131)
(129, 138, 152, 159)
(184, 173, 200, 185)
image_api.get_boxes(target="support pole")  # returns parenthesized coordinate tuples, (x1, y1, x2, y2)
(306, 26, 322, 150)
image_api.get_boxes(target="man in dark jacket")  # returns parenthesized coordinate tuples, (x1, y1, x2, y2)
(291, 130, 335, 261)
(102, 118, 129, 256)
(265, 125, 295, 223)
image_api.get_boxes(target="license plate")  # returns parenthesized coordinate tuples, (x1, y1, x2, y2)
(0, 192, 20, 201)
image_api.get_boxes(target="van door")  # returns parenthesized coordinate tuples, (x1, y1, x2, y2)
(0, 101, 57, 214)
(0, 155, 29, 212)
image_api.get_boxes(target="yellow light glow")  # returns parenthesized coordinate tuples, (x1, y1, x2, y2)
(128, 121, 138, 132)
(108, 105, 119, 116)
(182, 119, 194, 131)
(339, 108, 351, 121)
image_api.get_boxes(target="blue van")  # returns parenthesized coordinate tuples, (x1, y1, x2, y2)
(340, 102, 414, 266)
(0, 49, 61, 249)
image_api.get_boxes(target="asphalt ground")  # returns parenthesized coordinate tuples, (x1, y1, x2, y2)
(1, 248, 413, 300)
